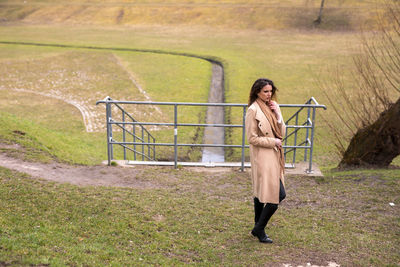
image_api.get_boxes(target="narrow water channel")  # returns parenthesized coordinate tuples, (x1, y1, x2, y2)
(201, 63, 225, 163)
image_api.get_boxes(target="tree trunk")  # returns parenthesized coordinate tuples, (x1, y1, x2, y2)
(314, 0, 325, 25)
(339, 97, 400, 167)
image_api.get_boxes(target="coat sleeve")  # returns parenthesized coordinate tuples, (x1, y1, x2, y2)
(245, 108, 276, 148)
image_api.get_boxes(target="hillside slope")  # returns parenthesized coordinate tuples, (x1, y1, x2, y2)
(0, 0, 388, 31)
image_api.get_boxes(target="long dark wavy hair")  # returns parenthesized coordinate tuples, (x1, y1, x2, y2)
(248, 78, 278, 106)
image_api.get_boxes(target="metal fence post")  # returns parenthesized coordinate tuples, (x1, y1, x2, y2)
(105, 101, 111, 166)
(122, 110, 126, 160)
(133, 124, 136, 160)
(241, 106, 247, 172)
(293, 112, 299, 164)
(148, 134, 151, 160)
(141, 127, 144, 161)
(174, 104, 178, 169)
(153, 136, 156, 160)
(304, 104, 311, 161)
(110, 110, 114, 161)
(307, 107, 317, 174)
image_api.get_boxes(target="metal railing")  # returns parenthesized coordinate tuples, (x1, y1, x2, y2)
(96, 96, 326, 173)
(97, 97, 156, 165)
(282, 97, 327, 173)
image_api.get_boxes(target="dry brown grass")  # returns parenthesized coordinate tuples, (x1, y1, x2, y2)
(0, 0, 389, 31)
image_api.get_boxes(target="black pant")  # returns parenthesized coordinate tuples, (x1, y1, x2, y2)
(279, 179, 286, 203)
(254, 179, 286, 225)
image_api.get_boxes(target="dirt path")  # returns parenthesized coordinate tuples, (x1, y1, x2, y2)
(0, 145, 157, 189)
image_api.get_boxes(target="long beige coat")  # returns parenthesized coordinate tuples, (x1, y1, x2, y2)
(245, 101, 286, 204)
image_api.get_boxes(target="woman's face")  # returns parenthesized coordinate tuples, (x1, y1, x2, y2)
(257, 84, 273, 103)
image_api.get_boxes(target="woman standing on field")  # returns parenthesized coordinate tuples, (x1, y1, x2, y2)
(245, 78, 286, 243)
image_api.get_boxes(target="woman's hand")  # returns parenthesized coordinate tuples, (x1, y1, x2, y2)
(268, 101, 282, 121)
(275, 138, 282, 148)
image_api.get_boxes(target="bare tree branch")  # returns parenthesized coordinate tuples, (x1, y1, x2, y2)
(318, 0, 400, 167)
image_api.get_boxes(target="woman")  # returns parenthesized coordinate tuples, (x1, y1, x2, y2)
(245, 78, 286, 243)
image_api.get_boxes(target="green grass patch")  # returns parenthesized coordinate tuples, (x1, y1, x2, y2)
(0, 91, 86, 133)
(0, 166, 399, 266)
(0, 111, 105, 164)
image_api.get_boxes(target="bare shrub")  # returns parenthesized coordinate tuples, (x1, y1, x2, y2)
(318, 0, 400, 164)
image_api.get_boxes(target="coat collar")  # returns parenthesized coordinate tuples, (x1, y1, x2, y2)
(252, 101, 268, 122)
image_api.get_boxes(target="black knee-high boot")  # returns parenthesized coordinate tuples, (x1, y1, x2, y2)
(251, 203, 278, 243)
(253, 197, 264, 225)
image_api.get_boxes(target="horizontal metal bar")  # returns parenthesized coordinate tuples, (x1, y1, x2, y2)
(111, 141, 248, 148)
(111, 141, 311, 150)
(97, 100, 327, 109)
(279, 104, 326, 109)
(283, 145, 311, 149)
(109, 121, 244, 128)
(112, 121, 173, 126)
(97, 100, 245, 107)
(286, 125, 312, 129)
(113, 120, 310, 129)
(169, 123, 243, 128)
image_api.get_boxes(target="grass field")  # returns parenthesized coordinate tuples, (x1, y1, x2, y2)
(0, 165, 399, 266)
(0, 1, 399, 265)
